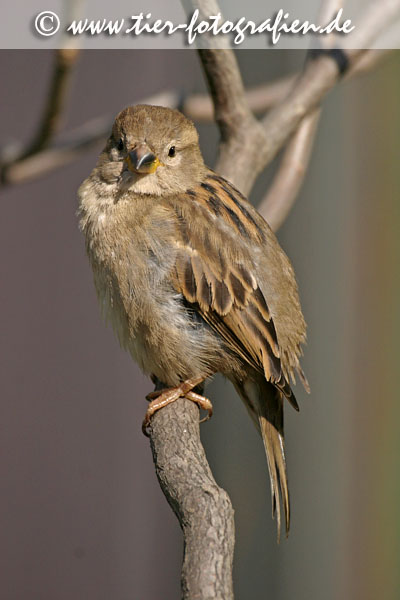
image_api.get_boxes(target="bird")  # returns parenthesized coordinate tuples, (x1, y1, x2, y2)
(78, 104, 309, 540)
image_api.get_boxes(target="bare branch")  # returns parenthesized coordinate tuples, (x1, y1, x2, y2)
(256, 4, 399, 185)
(185, 48, 393, 122)
(197, 48, 253, 137)
(195, 1, 400, 198)
(185, 75, 296, 121)
(239, 51, 391, 231)
(1, 91, 181, 185)
(257, 57, 393, 233)
(20, 49, 80, 159)
(259, 0, 341, 232)
(347, 49, 393, 79)
(317, 0, 344, 30)
(259, 109, 321, 232)
(1, 48, 393, 187)
(341, 0, 400, 50)
(255, 59, 341, 182)
(148, 398, 235, 600)
(198, 48, 267, 190)
(2, 117, 108, 185)
(181, 0, 230, 49)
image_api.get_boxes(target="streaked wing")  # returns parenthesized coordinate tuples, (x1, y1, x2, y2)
(165, 171, 298, 408)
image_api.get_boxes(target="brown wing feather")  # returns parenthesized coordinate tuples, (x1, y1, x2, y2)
(168, 173, 298, 408)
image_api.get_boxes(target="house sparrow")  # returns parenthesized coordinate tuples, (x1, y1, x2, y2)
(78, 104, 308, 539)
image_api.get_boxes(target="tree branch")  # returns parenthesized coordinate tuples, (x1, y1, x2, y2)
(198, 48, 267, 191)
(258, 0, 400, 175)
(250, 52, 392, 232)
(0, 48, 392, 187)
(195, 1, 400, 199)
(20, 49, 80, 159)
(259, 0, 339, 231)
(185, 49, 393, 123)
(0, 91, 181, 185)
(184, 74, 296, 121)
(259, 109, 321, 231)
(148, 398, 235, 600)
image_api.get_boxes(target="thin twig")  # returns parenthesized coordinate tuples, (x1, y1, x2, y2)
(255, 54, 349, 188)
(255, 55, 391, 232)
(2, 117, 109, 185)
(1, 91, 181, 185)
(259, 109, 321, 232)
(20, 49, 80, 159)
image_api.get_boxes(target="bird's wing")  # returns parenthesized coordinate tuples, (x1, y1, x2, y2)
(165, 172, 298, 408)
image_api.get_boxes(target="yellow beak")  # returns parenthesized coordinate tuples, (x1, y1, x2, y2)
(125, 143, 161, 174)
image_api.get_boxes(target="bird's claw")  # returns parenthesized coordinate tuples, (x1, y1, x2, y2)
(142, 377, 212, 437)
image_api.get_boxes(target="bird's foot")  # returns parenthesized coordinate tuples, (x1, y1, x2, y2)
(142, 376, 212, 436)
(185, 391, 213, 423)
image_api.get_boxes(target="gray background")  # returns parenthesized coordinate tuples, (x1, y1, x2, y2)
(1, 50, 400, 599)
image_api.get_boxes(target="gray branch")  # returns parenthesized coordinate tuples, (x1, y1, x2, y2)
(148, 398, 235, 600)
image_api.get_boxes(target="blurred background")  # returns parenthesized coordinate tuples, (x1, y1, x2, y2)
(1, 49, 399, 600)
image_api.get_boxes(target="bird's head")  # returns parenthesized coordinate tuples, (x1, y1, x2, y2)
(98, 104, 206, 195)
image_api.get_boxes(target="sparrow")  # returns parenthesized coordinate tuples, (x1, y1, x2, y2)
(78, 104, 309, 539)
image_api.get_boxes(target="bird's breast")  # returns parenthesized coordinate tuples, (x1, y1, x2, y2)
(80, 193, 177, 343)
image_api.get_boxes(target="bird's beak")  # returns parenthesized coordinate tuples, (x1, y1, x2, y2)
(125, 143, 162, 174)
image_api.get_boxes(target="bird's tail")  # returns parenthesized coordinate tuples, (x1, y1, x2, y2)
(236, 379, 290, 542)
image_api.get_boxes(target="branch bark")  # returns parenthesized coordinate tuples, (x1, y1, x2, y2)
(148, 398, 235, 600)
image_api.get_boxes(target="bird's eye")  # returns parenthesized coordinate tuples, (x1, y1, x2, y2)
(168, 146, 176, 157)
(117, 138, 124, 152)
